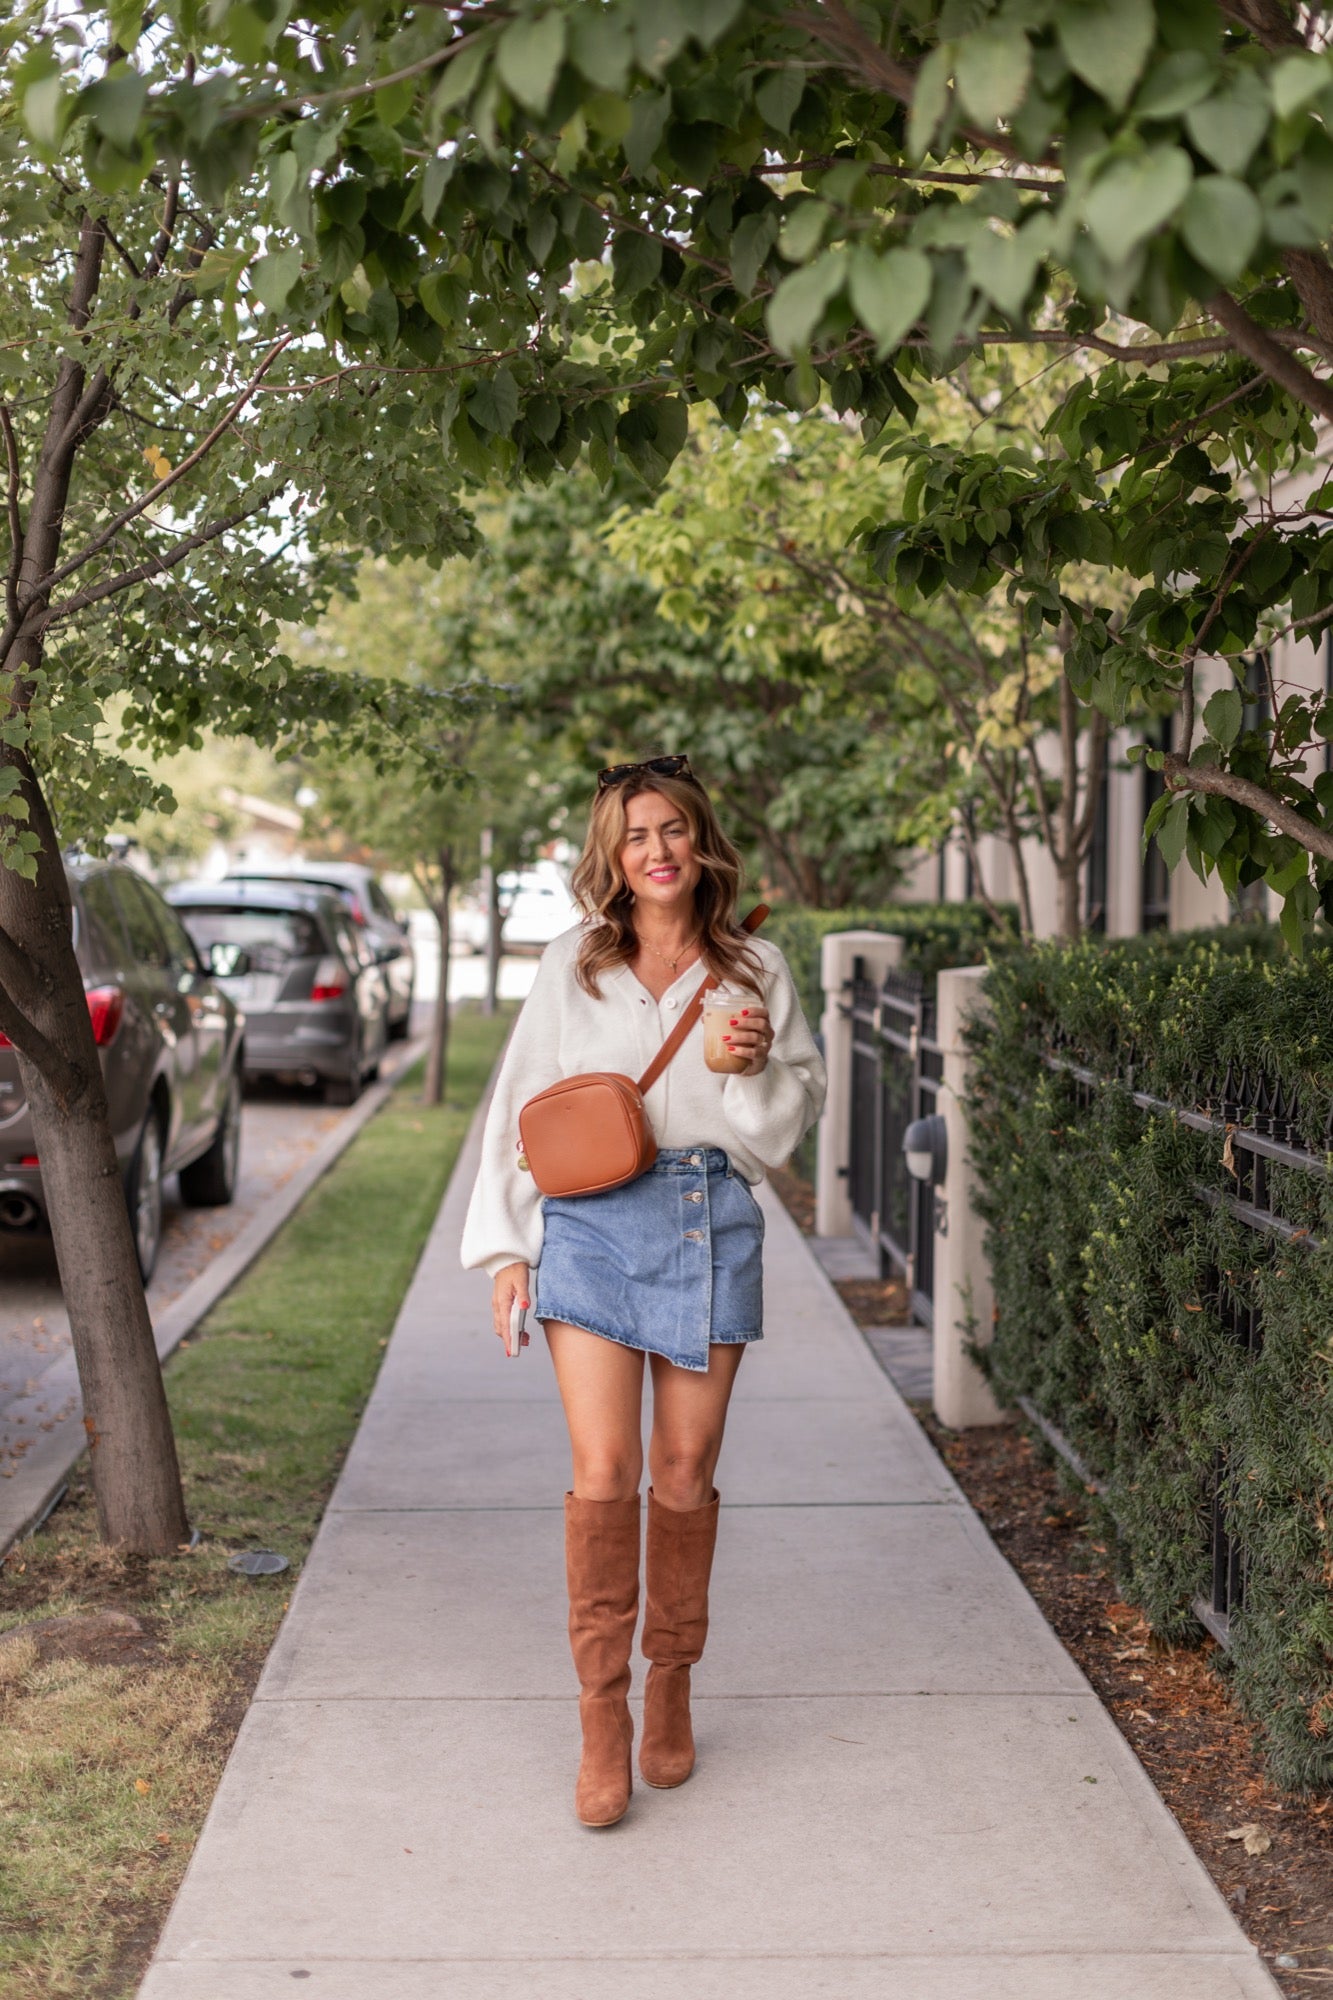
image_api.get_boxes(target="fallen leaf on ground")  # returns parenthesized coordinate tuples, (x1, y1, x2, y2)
(1225, 1822, 1272, 1855)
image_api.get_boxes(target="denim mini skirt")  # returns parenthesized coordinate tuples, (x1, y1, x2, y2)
(534, 1146, 764, 1373)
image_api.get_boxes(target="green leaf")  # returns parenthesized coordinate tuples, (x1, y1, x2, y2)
(965, 221, 1045, 320)
(1155, 795, 1189, 871)
(570, 11, 632, 92)
(340, 263, 374, 313)
(23, 74, 68, 151)
(496, 12, 567, 117)
(766, 249, 847, 356)
(1057, 0, 1155, 114)
(1271, 53, 1330, 121)
(1082, 146, 1192, 266)
(848, 246, 932, 358)
(1202, 685, 1242, 748)
(82, 67, 147, 151)
(1178, 175, 1263, 285)
(250, 247, 303, 312)
(634, 0, 690, 76)
(624, 90, 671, 176)
(468, 367, 520, 435)
(611, 227, 663, 295)
(779, 198, 832, 265)
(430, 29, 495, 121)
(730, 209, 778, 297)
(1134, 50, 1215, 121)
(1184, 70, 1270, 176)
(756, 66, 806, 134)
(908, 44, 952, 161)
(955, 22, 1031, 128)
(1295, 129, 1333, 234)
(109, 0, 145, 52)
(421, 156, 453, 226)
(418, 270, 467, 327)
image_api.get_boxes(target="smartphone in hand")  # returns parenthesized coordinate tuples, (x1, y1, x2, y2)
(505, 1297, 528, 1359)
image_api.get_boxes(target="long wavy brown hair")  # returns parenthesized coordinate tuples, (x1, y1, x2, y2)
(571, 773, 765, 999)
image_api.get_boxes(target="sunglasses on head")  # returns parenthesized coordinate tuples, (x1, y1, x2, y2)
(596, 754, 693, 792)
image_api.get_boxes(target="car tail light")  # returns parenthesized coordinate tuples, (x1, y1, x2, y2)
(87, 986, 125, 1047)
(309, 956, 347, 1002)
(0, 988, 124, 1049)
(349, 897, 366, 925)
(19, 1154, 38, 1168)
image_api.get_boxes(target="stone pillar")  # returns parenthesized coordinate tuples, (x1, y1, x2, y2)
(814, 930, 904, 1238)
(932, 965, 1007, 1428)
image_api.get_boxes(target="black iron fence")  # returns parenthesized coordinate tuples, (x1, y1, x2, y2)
(844, 961, 942, 1327)
(1047, 1052, 1324, 1647)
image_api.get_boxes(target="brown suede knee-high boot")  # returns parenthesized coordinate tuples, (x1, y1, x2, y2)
(639, 1487, 719, 1790)
(564, 1492, 640, 1828)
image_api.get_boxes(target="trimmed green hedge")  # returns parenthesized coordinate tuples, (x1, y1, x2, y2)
(764, 901, 1012, 1028)
(967, 927, 1333, 1791)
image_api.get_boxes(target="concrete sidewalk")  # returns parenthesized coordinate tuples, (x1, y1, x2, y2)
(140, 1100, 1280, 1999)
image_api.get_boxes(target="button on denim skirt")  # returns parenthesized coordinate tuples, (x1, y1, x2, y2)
(534, 1147, 764, 1373)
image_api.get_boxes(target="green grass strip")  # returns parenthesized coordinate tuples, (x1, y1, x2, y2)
(0, 1003, 511, 1999)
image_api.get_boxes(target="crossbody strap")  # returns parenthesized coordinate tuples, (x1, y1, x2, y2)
(635, 903, 769, 1097)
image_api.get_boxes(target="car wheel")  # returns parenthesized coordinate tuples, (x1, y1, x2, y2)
(388, 999, 411, 1042)
(126, 1107, 165, 1282)
(179, 1066, 242, 1208)
(324, 1064, 361, 1107)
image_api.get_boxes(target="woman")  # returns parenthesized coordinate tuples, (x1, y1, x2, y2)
(461, 756, 825, 1828)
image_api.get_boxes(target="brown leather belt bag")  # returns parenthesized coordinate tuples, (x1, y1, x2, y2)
(517, 905, 768, 1199)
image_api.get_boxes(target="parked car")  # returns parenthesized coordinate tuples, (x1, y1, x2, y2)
(222, 861, 415, 1038)
(498, 863, 578, 954)
(0, 859, 246, 1281)
(167, 880, 389, 1107)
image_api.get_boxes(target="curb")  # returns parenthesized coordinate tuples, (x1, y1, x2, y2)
(0, 1036, 428, 1554)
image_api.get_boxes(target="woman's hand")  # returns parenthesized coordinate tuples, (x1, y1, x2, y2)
(491, 1262, 531, 1348)
(723, 1004, 774, 1077)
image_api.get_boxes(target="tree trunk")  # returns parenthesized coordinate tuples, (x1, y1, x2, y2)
(0, 758, 188, 1551)
(423, 845, 453, 1109)
(484, 845, 502, 1017)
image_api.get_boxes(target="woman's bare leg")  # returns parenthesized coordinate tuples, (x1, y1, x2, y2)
(647, 1342, 746, 1511)
(544, 1321, 646, 1501)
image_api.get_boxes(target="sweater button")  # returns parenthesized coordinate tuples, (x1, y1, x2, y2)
(664, 997, 677, 1010)
(683, 1229, 703, 1241)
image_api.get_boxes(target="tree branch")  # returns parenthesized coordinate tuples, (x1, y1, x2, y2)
(33, 494, 280, 634)
(1214, 0, 1308, 52)
(0, 408, 23, 634)
(791, 0, 1055, 168)
(29, 334, 293, 615)
(1207, 289, 1333, 425)
(1162, 752, 1333, 863)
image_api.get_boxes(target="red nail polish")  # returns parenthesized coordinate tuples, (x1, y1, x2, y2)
(741, 1009, 750, 1016)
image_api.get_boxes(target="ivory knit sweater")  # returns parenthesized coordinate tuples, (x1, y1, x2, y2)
(460, 924, 827, 1279)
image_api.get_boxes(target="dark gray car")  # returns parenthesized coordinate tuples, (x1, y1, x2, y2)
(0, 859, 246, 1280)
(224, 863, 415, 1037)
(167, 880, 389, 1105)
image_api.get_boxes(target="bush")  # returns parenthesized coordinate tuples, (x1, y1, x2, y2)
(765, 901, 1013, 1028)
(967, 925, 1333, 1790)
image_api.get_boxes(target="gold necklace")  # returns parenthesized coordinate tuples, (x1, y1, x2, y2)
(637, 932, 698, 974)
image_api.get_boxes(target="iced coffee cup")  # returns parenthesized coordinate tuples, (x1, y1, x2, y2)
(703, 987, 752, 1074)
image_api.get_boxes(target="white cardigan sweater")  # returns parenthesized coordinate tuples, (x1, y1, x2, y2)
(460, 924, 827, 1278)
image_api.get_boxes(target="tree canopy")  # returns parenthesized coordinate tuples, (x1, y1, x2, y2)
(12, 0, 1333, 938)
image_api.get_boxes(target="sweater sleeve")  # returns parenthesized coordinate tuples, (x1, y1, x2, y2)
(721, 944, 826, 1172)
(459, 943, 570, 1279)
